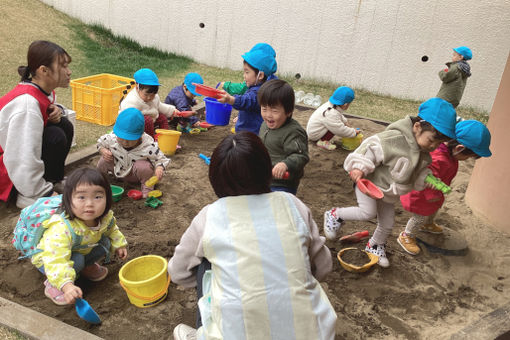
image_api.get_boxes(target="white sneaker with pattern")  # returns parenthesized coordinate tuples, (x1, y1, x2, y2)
(323, 208, 342, 240)
(365, 241, 390, 268)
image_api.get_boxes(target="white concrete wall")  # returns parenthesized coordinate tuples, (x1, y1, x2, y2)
(41, 0, 510, 112)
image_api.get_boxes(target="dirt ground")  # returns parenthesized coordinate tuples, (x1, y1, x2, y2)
(1, 106, 509, 340)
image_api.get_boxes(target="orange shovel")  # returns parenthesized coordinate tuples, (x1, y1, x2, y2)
(340, 230, 370, 243)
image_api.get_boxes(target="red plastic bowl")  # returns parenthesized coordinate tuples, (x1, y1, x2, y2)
(175, 111, 194, 118)
(127, 189, 143, 200)
(357, 179, 384, 199)
(193, 83, 225, 99)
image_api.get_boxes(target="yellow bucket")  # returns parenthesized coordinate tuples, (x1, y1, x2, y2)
(119, 255, 170, 308)
(155, 129, 181, 155)
(341, 133, 363, 151)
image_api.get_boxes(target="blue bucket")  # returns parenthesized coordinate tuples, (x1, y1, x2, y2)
(204, 97, 232, 126)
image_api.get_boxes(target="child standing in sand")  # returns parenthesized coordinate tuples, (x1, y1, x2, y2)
(168, 132, 335, 340)
(436, 46, 472, 108)
(306, 86, 360, 151)
(27, 167, 128, 305)
(218, 43, 278, 134)
(97, 108, 170, 197)
(323, 97, 457, 267)
(397, 120, 492, 255)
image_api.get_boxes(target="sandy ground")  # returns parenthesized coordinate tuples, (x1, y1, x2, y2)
(0, 106, 509, 340)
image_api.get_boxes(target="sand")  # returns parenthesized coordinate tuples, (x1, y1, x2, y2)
(0, 106, 509, 339)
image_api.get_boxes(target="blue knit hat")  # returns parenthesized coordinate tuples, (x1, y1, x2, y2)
(242, 49, 277, 76)
(418, 98, 457, 139)
(329, 86, 355, 106)
(134, 68, 160, 86)
(453, 46, 473, 61)
(184, 73, 203, 96)
(455, 120, 492, 157)
(114, 108, 145, 140)
(249, 43, 277, 74)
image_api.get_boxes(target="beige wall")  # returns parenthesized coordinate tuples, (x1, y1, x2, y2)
(465, 54, 510, 232)
(40, 0, 510, 112)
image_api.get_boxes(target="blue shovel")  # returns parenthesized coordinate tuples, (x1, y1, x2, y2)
(75, 298, 101, 324)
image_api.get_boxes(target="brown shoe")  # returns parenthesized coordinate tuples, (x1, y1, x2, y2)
(397, 232, 420, 255)
(81, 263, 108, 282)
(420, 223, 443, 234)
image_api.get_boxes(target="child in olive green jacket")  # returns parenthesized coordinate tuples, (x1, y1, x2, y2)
(436, 46, 472, 108)
(258, 79, 309, 195)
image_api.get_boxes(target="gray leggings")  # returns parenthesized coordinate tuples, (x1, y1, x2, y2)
(404, 213, 436, 236)
(335, 186, 395, 246)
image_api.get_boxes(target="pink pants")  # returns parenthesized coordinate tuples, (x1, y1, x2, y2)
(320, 131, 335, 141)
(97, 157, 153, 185)
(144, 114, 169, 138)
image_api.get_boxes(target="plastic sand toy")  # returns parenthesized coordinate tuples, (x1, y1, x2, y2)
(425, 174, 452, 194)
(111, 185, 124, 202)
(193, 83, 225, 99)
(127, 189, 143, 200)
(145, 176, 159, 187)
(199, 153, 211, 165)
(145, 196, 163, 208)
(147, 190, 162, 198)
(75, 298, 101, 324)
(357, 179, 384, 199)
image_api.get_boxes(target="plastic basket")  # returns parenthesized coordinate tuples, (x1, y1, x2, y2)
(70, 73, 135, 126)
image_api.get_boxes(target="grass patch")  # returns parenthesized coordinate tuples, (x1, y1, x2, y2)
(67, 23, 193, 79)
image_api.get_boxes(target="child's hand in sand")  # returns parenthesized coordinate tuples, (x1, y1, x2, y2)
(116, 247, 128, 261)
(155, 166, 164, 180)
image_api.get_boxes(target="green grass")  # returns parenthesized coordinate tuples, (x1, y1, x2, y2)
(0, 326, 27, 340)
(1, 0, 489, 153)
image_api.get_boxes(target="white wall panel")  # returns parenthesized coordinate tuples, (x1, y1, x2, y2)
(41, 0, 510, 112)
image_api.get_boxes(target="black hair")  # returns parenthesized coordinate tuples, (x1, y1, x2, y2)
(445, 140, 481, 159)
(18, 40, 71, 82)
(61, 167, 112, 221)
(410, 116, 450, 142)
(257, 79, 295, 116)
(243, 60, 268, 82)
(209, 131, 272, 198)
(137, 84, 159, 94)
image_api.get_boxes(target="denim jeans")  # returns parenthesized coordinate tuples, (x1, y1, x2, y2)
(270, 186, 297, 195)
(38, 235, 111, 276)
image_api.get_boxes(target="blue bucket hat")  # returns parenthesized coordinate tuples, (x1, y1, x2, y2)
(134, 68, 160, 86)
(250, 43, 277, 74)
(113, 108, 145, 140)
(453, 46, 472, 61)
(184, 73, 203, 96)
(418, 98, 457, 139)
(455, 120, 492, 157)
(329, 86, 355, 106)
(242, 49, 277, 76)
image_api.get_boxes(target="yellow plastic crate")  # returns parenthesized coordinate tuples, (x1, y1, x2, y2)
(70, 73, 135, 126)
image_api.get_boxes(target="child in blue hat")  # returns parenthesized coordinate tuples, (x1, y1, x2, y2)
(96, 108, 170, 197)
(120, 68, 179, 138)
(436, 46, 472, 108)
(398, 119, 491, 255)
(218, 43, 278, 135)
(306, 86, 360, 150)
(324, 97, 457, 268)
(219, 43, 277, 96)
(165, 72, 204, 132)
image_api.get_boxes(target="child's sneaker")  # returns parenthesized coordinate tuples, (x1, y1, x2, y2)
(420, 223, 443, 234)
(317, 140, 336, 150)
(173, 324, 197, 340)
(81, 263, 108, 282)
(397, 232, 420, 255)
(365, 241, 390, 268)
(323, 208, 342, 240)
(44, 280, 68, 305)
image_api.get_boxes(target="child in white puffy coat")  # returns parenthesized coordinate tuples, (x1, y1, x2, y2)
(306, 86, 359, 150)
